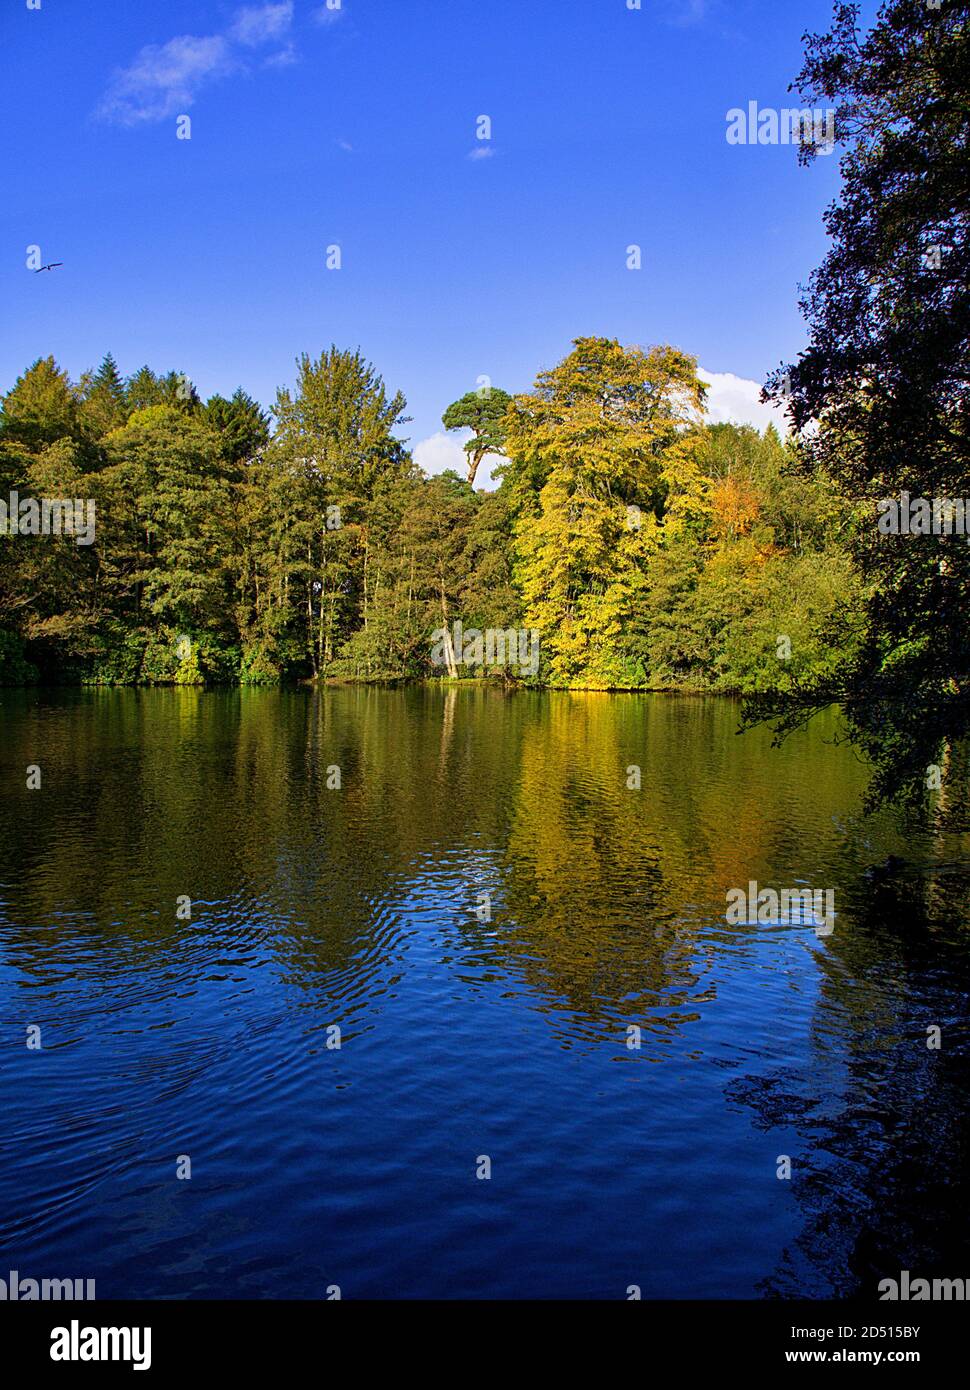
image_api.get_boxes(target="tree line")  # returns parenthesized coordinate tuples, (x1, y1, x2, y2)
(0, 337, 856, 694)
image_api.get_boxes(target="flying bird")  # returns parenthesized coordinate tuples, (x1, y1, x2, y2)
(34, 262, 63, 273)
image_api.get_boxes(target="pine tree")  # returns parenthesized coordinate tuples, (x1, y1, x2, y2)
(441, 388, 512, 486)
(80, 353, 128, 440)
(204, 389, 270, 471)
(0, 356, 80, 452)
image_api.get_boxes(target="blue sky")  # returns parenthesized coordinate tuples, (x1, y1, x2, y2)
(2, 0, 870, 480)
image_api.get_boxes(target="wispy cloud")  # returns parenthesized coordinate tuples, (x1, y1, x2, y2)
(264, 44, 298, 69)
(668, 0, 711, 26)
(98, 35, 235, 125)
(467, 146, 494, 161)
(98, 3, 297, 125)
(232, 2, 294, 46)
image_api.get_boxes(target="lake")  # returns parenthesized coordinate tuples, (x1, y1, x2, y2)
(2, 686, 969, 1298)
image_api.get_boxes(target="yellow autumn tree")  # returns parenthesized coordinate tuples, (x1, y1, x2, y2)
(502, 337, 707, 688)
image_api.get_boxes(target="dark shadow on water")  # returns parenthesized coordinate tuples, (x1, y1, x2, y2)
(730, 863, 970, 1298)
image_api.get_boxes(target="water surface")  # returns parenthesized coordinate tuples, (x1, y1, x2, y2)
(2, 687, 969, 1298)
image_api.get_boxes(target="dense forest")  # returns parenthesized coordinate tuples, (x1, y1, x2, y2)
(0, 336, 856, 692)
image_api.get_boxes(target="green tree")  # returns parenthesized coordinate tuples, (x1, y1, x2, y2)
(101, 406, 232, 640)
(125, 366, 201, 414)
(0, 439, 100, 672)
(204, 389, 270, 471)
(345, 472, 477, 679)
(0, 356, 80, 452)
(756, 0, 970, 809)
(261, 347, 412, 677)
(441, 387, 512, 487)
(79, 353, 128, 440)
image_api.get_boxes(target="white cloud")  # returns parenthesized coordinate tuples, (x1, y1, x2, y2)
(232, 2, 294, 46)
(413, 431, 504, 488)
(99, 35, 235, 124)
(99, 3, 298, 125)
(414, 432, 467, 476)
(467, 146, 494, 161)
(264, 44, 298, 68)
(699, 368, 790, 434)
(313, 3, 345, 25)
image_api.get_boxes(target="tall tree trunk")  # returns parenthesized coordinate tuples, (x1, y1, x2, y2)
(307, 542, 318, 677)
(467, 447, 485, 488)
(362, 529, 369, 631)
(326, 592, 336, 664)
(439, 579, 458, 678)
